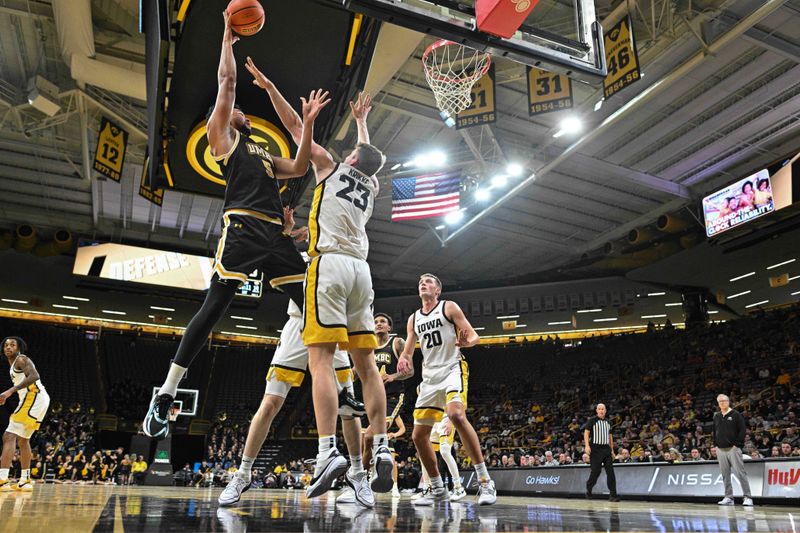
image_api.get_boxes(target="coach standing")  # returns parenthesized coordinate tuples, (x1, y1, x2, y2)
(713, 394, 753, 506)
(583, 403, 619, 502)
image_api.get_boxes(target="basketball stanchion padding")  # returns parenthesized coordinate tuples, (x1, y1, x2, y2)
(476, 0, 541, 39)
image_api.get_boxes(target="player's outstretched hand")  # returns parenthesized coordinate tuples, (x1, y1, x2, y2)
(282, 207, 295, 234)
(397, 357, 412, 375)
(0, 389, 11, 405)
(245, 56, 273, 91)
(301, 89, 331, 123)
(350, 91, 372, 122)
(222, 11, 239, 45)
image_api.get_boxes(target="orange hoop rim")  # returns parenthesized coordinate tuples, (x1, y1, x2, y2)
(422, 39, 492, 84)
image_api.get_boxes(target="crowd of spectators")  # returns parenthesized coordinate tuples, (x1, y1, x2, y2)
(106, 378, 152, 420)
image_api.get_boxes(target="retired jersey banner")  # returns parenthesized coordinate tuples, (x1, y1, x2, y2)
(603, 17, 641, 99)
(456, 64, 496, 129)
(93, 117, 128, 181)
(139, 157, 165, 207)
(526, 67, 573, 116)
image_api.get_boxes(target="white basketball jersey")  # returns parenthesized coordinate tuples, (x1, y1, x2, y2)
(413, 300, 461, 371)
(308, 163, 375, 261)
(287, 299, 302, 319)
(10, 356, 45, 399)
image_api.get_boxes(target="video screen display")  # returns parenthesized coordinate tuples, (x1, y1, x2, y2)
(702, 169, 774, 237)
(73, 242, 262, 297)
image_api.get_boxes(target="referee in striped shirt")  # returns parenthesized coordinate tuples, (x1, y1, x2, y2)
(583, 403, 619, 502)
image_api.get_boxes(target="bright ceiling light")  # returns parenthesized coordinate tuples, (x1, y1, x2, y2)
(230, 315, 253, 321)
(506, 163, 523, 177)
(150, 306, 175, 312)
(789, 275, 799, 281)
(63, 296, 90, 302)
(475, 188, 491, 201)
(593, 317, 618, 322)
(728, 290, 751, 299)
(102, 310, 126, 315)
(444, 210, 464, 225)
(390, 163, 402, 171)
(53, 304, 79, 310)
(473, 327, 485, 331)
(708, 310, 719, 314)
(1, 299, 28, 304)
(745, 300, 769, 309)
(641, 314, 667, 319)
(577, 308, 602, 314)
(515, 324, 527, 328)
(496, 315, 520, 320)
(554, 116, 582, 137)
(235, 324, 258, 330)
(767, 259, 796, 270)
(665, 302, 682, 307)
(792, 290, 800, 296)
(729, 272, 755, 282)
(409, 151, 447, 168)
(647, 292, 666, 297)
(491, 174, 507, 187)
(548, 321, 572, 325)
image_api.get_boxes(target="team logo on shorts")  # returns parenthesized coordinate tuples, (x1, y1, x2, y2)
(185, 115, 290, 186)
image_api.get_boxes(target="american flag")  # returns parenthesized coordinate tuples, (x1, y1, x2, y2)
(391, 172, 461, 221)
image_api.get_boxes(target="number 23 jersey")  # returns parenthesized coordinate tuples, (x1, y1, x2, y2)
(308, 163, 375, 261)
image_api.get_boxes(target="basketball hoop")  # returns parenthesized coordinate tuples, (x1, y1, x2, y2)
(422, 39, 491, 119)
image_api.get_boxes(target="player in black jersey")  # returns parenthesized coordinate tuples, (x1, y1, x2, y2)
(362, 313, 411, 493)
(143, 10, 330, 439)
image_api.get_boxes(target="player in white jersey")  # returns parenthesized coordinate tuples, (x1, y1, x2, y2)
(398, 274, 496, 505)
(0, 337, 50, 492)
(245, 60, 392, 498)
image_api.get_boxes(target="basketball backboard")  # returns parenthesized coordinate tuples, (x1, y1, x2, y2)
(342, 0, 606, 84)
(151, 387, 199, 417)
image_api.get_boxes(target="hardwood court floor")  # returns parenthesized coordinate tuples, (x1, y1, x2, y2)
(0, 485, 797, 532)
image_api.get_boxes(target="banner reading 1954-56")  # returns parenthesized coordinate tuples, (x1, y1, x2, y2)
(526, 67, 573, 116)
(603, 16, 641, 99)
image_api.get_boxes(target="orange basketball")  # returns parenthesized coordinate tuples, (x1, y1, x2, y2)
(227, 0, 264, 36)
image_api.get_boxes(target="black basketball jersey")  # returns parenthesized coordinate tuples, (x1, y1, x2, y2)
(215, 129, 284, 222)
(375, 337, 403, 395)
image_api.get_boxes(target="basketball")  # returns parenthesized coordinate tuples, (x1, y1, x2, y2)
(227, 0, 264, 36)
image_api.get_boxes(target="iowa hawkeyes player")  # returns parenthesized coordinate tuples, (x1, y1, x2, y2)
(144, 10, 329, 439)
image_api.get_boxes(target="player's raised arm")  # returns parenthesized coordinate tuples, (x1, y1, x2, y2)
(350, 92, 372, 145)
(207, 11, 239, 157)
(246, 57, 336, 175)
(397, 315, 417, 376)
(445, 301, 479, 348)
(272, 89, 330, 179)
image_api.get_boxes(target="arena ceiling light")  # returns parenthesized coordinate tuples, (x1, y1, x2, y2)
(729, 272, 756, 282)
(548, 321, 572, 325)
(593, 317, 617, 322)
(230, 315, 254, 321)
(745, 300, 769, 309)
(63, 295, 90, 302)
(792, 290, 800, 296)
(102, 310, 126, 315)
(577, 308, 602, 313)
(390, 163, 402, 171)
(475, 188, 491, 201)
(235, 324, 258, 330)
(506, 163, 523, 177)
(708, 310, 719, 314)
(473, 327, 485, 331)
(789, 275, 800, 281)
(728, 290, 751, 299)
(491, 174, 508, 187)
(150, 305, 175, 312)
(767, 259, 796, 270)
(53, 304, 79, 310)
(496, 315, 519, 320)
(515, 324, 527, 328)
(553, 116, 582, 138)
(664, 302, 682, 307)
(641, 314, 667, 319)
(647, 292, 666, 297)
(147, 315, 173, 321)
(1, 299, 28, 304)
(407, 151, 447, 169)
(444, 210, 464, 225)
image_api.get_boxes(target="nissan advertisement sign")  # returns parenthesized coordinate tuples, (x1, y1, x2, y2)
(462, 459, 800, 499)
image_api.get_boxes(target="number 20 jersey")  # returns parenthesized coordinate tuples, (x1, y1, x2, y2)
(413, 300, 462, 374)
(308, 163, 375, 261)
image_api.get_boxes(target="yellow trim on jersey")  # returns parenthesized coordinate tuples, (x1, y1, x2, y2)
(414, 407, 444, 423)
(212, 213, 248, 283)
(432, 442, 441, 452)
(335, 368, 354, 384)
(11, 392, 41, 430)
(302, 256, 348, 346)
(387, 393, 404, 423)
(348, 331, 378, 349)
(266, 366, 305, 387)
(212, 129, 241, 166)
(445, 360, 470, 407)
(270, 274, 305, 288)
(307, 181, 324, 257)
(441, 425, 456, 446)
(224, 208, 282, 226)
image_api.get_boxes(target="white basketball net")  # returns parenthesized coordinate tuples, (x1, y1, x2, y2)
(422, 40, 491, 118)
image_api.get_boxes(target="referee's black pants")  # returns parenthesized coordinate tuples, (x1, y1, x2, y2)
(586, 445, 617, 496)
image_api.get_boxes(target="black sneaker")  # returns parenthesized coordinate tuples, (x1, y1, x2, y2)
(338, 388, 366, 417)
(143, 393, 173, 439)
(609, 496, 620, 502)
(585, 490, 592, 499)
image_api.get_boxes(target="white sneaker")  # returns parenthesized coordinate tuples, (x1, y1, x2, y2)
(450, 486, 466, 501)
(412, 486, 447, 506)
(306, 448, 348, 499)
(370, 446, 394, 493)
(336, 486, 356, 504)
(718, 497, 734, 506)
(411, 487, 429, 501)
(391, 484, 401, 498)
(218, 475, 250, 506)
(743, 497, 754, 506)
(15, 480, 33, 492)
(477, 479, 497, 505)
(345, 470, 375, 508)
